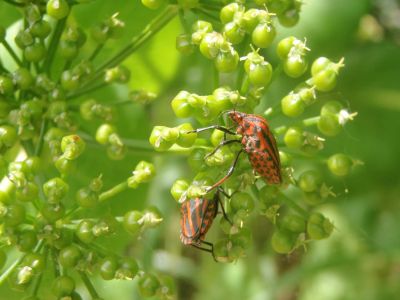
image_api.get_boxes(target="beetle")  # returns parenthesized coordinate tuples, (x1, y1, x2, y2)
(180, 189, 231, 259)
(189, 110, 281, 192)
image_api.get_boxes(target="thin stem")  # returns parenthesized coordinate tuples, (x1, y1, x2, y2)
(99, 181, 128, 202)
(80, 5, 178, 89)
(79, 271, 100, 299)
(88, 43, 104, 61)
(302, 116, 320, 127)
(34, 119, 47, 156)
(66, 81, 108, 100)
(1, 40, 22, 66)
(279, 192, 309, 219)
(43, 17, 67, 75)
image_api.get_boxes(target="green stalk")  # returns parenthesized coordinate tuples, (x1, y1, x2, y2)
(301, 116, 320, 127)
(88, 43, 105, 61)
(80, 271, 100, 299)
(66, 81, 108, 100)
(81, 5, 178, 88)
(43, 17, 67, 75)
(34, 119, 47, 156)
(99, 181, 128, 202)
(1, 40, 22, 66)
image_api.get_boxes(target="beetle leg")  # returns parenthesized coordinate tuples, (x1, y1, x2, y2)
(206, 150, 244, 193)
(200, 240, 217, 262)
(186, 125, 236, 136)
(204, 139, 241, 159)
(216, 194, 233, 225)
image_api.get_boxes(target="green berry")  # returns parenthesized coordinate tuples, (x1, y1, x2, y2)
(277, 36, 296, 59)
(4, 204, 26, 227)
(307, 212, 333, 240)
(0, 76, 14, 95)
(115, 257, 139, 280)
(215, 49, 239, 73)
(311, 57, 331, 76)
(99, 256, 118, 280)
(317, 114, 341, 136)
(76, 187, 98, 208)
(138, 273, 160, 297)
(149, 126, 174, 151)
(223, 22, 245, 45)
(59, 244, 81, 268)
(41, 203, 65, 223)
(55, 156, 76, 175)
(52, 275, 75, 298)
(123, 210, 143, 235)
(283, 55, 307, 78)
(327, 153, 352, 176)
(17, 230, 37, 252)
(13, 68, 34, 90)
(281, 93, 305, 117)
(43, 177, 69, 203)
(298, 170, 322, 193)
(61, 135, 86, 160)
(220, 3, 241, 24)
(30, 20, 51, 39)
(0, 125, 17, 147)
(248, 62, 273, 87)
(24, 43, 46, 62)
(176, 123, 197, 147)
(76, 220, 95, 243)
(170, 179, 189, 202)
(252, 23, 276, 48)
(271, 229, 296, 254)
(199, 32, 223, 59)
(284, 127, 303, 148)
(47, 0, 70, 19)
(15, 182, 39, 202)
(278, 8, 300, 27)
(312, 68, 337, 92)
(61, 70, 79, 91)
(171, 91, 194, 118)
(60, 40, 78, 59)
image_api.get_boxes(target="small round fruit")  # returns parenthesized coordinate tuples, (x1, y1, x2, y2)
(47, 0, 70, 19)
(252, 23, 276, 48)
(327, 153, 352, 176)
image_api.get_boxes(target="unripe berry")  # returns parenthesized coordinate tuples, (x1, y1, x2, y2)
(47, 0, 70, 20)
(307, 212, 333, 240)
(327, 153, 352, 176)
(138, 273, 161, 297)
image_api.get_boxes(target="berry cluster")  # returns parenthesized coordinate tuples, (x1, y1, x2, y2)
(148, 1, 359, 262)
(0, 1, 178, 299)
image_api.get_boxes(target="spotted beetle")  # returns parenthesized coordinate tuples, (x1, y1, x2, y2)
(190, 111, 281, 192)
(180, 189, 231, 259)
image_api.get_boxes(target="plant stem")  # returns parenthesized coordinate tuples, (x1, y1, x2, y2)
(1, 40, 22, 66)
(34, 119, 47, 156)
(81, 5, 178, 89)
(79, 271, 100, 299)
(66, 81, 108, 100)
(302, 116, 320, 127)
(43, 17, 67, 75)
(279, 192, 309, 219)
(99, 181, 128, 202)
(88, 43, 104, 61)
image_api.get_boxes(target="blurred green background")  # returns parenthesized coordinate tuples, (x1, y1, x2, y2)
(1, 0, 400, 299)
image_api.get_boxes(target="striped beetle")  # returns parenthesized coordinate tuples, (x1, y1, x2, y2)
(190, 111, 282, 192)
(180, 189, 231, 259)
